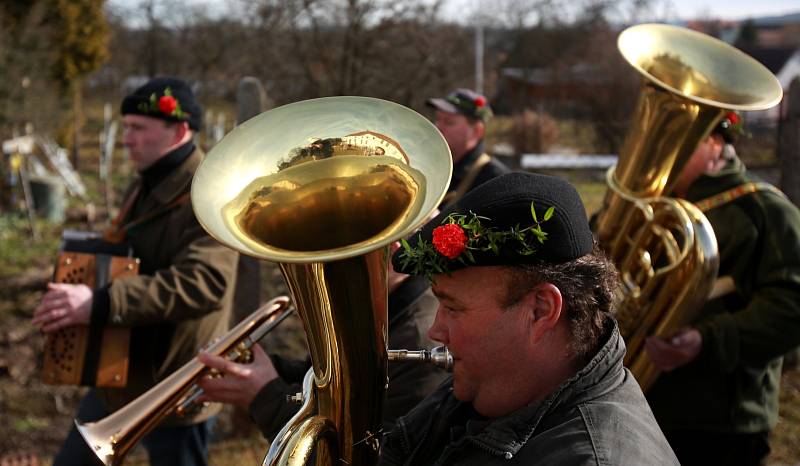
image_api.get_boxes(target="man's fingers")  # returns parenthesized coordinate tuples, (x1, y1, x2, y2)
(227, 362, 253, 378)
(251, 344, 268, 360)
(198, 352, 253, 378)
(197, 351, 227, 370)
(41, 315, 72, 333)
(32, 306, 68, 326)
(196, 377, 248, 405)
(35, 296, 64, 314)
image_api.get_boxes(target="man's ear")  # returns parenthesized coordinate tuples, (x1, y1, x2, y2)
(172, 121, 190, 145)
(525, 283, 562, 343)
(472, 120, 486, 140)
(705, 133, 727, 173)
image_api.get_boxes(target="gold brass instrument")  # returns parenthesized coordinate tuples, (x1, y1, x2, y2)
(76, 297, 293, 465)
(191, 96, 452, 466)
(594, 23, 783, 391)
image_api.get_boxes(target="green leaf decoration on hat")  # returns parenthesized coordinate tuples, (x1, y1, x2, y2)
(398, 202, 553, 281)
(445, 93, 492, 120)
(136, 86, 187, 120)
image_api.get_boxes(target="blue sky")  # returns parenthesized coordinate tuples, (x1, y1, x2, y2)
(110, 0, 800, 23)
(666, 0, 799, 20)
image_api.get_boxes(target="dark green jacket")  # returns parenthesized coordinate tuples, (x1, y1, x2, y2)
(442, 141, 510, 207)
(379, 319, 678, 466)
(93, 145, 239, 426)
(648, 156, 800, 433)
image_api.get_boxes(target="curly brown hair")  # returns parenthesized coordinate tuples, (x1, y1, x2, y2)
(503, 243, 618, 363)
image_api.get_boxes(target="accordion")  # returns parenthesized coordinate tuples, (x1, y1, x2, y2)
(42, 230, 139, 387)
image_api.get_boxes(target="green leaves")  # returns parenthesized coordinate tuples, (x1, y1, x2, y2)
(398, 201, 554, 280)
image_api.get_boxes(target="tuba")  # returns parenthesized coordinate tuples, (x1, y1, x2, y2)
(594, 24, 783, 391)
(191, 97, 452, 466)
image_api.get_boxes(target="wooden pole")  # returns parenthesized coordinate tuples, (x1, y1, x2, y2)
(72, 82, 82, 170)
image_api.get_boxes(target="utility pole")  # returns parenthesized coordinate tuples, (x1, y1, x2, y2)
(475, 24, 484, 94)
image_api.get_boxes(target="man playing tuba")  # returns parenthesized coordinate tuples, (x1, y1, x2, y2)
(380, 172, 679, 466)
(645, 113, 800, 466)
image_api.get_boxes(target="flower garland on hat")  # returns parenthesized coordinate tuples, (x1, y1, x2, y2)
(398, 202, 553, 280)
(137, 87, 187, 120)
(720, 111, 742, 133)
(445, 93, 492, 121)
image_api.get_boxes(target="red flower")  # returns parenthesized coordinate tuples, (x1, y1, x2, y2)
(474, 96, 486, 108)
(159, 95, 178, 115)
(432, 224, 467, 259)
(726, 111, 739, 126)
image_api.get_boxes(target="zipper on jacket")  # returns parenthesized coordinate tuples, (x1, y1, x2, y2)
(469, 437, 514, 460)
(432, 436, 514, 465)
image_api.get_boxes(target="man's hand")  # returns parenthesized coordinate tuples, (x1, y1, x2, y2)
(197, 344, 279, 407)
(644, 328, 703, 372)
(31, 283, 93, 333)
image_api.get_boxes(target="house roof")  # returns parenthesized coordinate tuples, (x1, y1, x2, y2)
(740, 46, 799, 74)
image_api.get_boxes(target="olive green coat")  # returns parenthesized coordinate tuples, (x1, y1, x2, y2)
(648, 156, 800, 433)
(95, 146, 239, 426)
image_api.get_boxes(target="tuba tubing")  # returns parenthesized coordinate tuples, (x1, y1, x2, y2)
(75, 296, 293, 466)
(266, 347, 452, 466)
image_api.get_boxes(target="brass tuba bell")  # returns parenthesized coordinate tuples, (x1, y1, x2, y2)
(191, 96, 452, 465)
(594, 24, 782, 391)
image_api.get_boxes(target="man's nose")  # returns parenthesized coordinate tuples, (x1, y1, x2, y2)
(427, 309, 448, 344)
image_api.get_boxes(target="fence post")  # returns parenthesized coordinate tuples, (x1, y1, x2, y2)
(231, 77, 268, 318)
(236, 76, 268, 125)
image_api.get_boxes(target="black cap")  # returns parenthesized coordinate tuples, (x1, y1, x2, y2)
(121, 77, 202, 131)
(426, 88, 492, 122)
(393, 172, 594, 277)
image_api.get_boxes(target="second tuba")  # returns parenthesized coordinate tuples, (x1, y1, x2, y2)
(191, 97, 452, 466)
(594, 24, 782, 391)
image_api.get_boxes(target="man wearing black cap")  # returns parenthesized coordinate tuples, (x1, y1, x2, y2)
(645, 112, 800, 466)
(380, 172, 678, 465)
(33, 77, 238, 466)
(427, 89, 510, 205)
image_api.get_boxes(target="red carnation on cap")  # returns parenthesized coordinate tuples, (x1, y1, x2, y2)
(158, 95, 178, 115)
(474, 96, 486, 108)
(432, 224, 468, 259)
